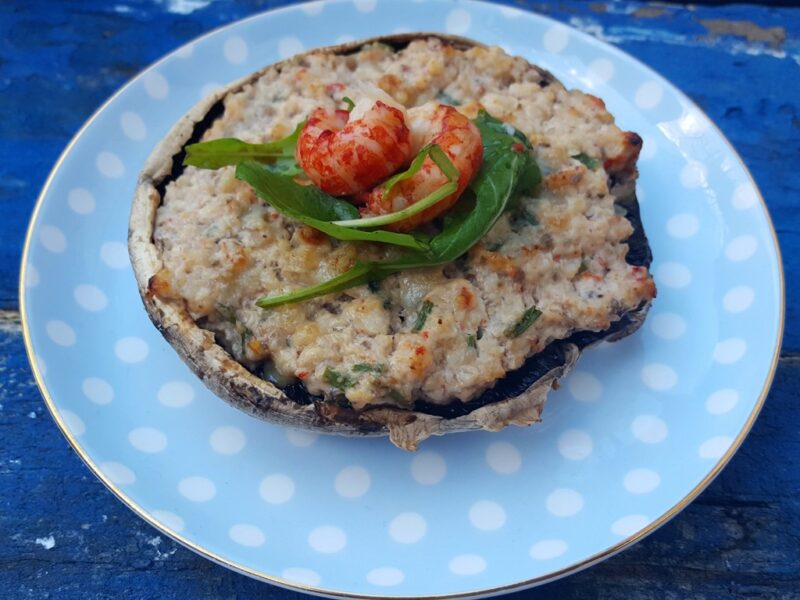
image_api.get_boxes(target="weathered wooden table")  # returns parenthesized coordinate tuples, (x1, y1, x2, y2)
(2, 1, 798, 598)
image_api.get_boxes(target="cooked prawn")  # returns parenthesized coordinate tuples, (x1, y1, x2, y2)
(361, 102, 483, 232)
(295, 99, 412, 197)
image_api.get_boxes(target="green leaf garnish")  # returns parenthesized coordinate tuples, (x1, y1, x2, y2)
(235, 162, 430, 252)
(342, 96, 355, 111)
(184, 120, 305, 171)
(505, 306, 542, 338)
(332, 144, 458, 229)
(255, 111, 541, 308)
(352, 363, 386, 373)
(572, 152, 599, 170)
(412, 300, 434, 332)
(323, 366, 355, 390)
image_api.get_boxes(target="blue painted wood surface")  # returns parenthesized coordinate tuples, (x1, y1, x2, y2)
(2, 1, 798, 598)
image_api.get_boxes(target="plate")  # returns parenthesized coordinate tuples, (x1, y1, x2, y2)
(21, 0, 784, 597)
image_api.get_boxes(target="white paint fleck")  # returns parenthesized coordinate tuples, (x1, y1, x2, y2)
(157, 0, 210, 15)
(35, 536, 55, 550)
(28, 411, 37, 419)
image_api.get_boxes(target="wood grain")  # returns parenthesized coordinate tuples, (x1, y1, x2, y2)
(2, 1, 798, 598)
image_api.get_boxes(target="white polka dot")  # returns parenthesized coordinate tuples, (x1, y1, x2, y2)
(286, 429, 318, 446)
(209, 426, 246, 455)
(178, 476, 216, 502)
(100, 461, 136, 485)
(96, 151, 125, 178)
(68, 188, 95, 214)
(60, 409, 85, 436)
(486, 442, 521, 474)
(529, 539, 568, 560)
(259, 474, 295, 504)
(174, 43, 194, 59)
(335, 34, 355, 44)
(353, 0, 376, 12)
(641, 363, 678, 391)
(278, 36, 304, 59)
(40, 225, 66, 253)
(557, 429, 593, 460)
(650, 313, 687, 340)
(445, 9, 471, 34)
(73, 284, 108, 312)
(566, 370, 602, 402)
(666, 213, 699, 239)
(144, 71, 169, 99)
(300, 1, 324, 15)
(713, 338, 747, 364)
(469, 500, 506, 531)
(611, 514, 649, 536)
(588, 58, 614, 83)
(46, 320, 76, 347)
(732, 182, 758, 210)
(639, 135, 657, 160)
(725, 235, 758, 262)
(308, 525, 346, 553)
(224, 36, 248, 64)
(335, 465, 370, 498)
(634, 81, 663, 109)
(36, 355, 47, 376)
(25, 264, 40, 288)
(546, 488, 584, 517)
(388, 512, 427, 544)
(678, 110, 709, 137)
(623, 468, 661, 494)
(366, 567, 404, 587)
(282, 567, 321, 587)
(121, 111, 147, 140)
(543, 25, 569, 53)
(229, 523, 265, 547)
(631, 415, 668, 443)
(723, 286, 754, 313)
(200, 82, 222, 98)
(128, 427, 167, 453)
(706, 389, 739, 415)
(656, 262, 692, 288)
(157, 381, 194, 407)
(680, 161, 707, 188)
(100, 241, 129, 269)
(114, 337, 149, 363)
(83, 377, 114, 404)
(449, 554, 486, 576)
(152, 510, 185, 532)
(699, 436, 733, 459)
(500, 6, 520, 18)
(411, 451, 446, 485)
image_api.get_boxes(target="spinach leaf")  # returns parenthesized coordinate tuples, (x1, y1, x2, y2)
(183, 120, 305, 171)
(255, 112, 541, 309)
(352, 363, 386, 373)
(235, 162, 430, 252)
(323, 366, 355, 390)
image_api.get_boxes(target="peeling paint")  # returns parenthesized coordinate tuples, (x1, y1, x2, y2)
(156, 0, 210, 15)
(35, 536, 55, 550)
(568, 16, 797, 62)
(699, 19, 786, 48)
(0, 310, 21, 334)
(634, 7, 668, 19)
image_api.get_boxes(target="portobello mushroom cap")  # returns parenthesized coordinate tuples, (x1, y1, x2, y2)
(129, 34, 654, 450)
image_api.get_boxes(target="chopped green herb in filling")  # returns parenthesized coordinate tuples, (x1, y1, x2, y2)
(466, 333, 477, 349)
(572, 152, 599, 170)
(323, 366, 355, 390)
(352, 363, 386, 374)
(412, 300, 434, 332)
(505, 306, 542, 338)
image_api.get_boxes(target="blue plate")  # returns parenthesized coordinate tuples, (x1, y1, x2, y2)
(21, 0, 784, 597)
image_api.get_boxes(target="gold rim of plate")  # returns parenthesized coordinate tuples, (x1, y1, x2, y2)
(18, 4, 786, 598)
